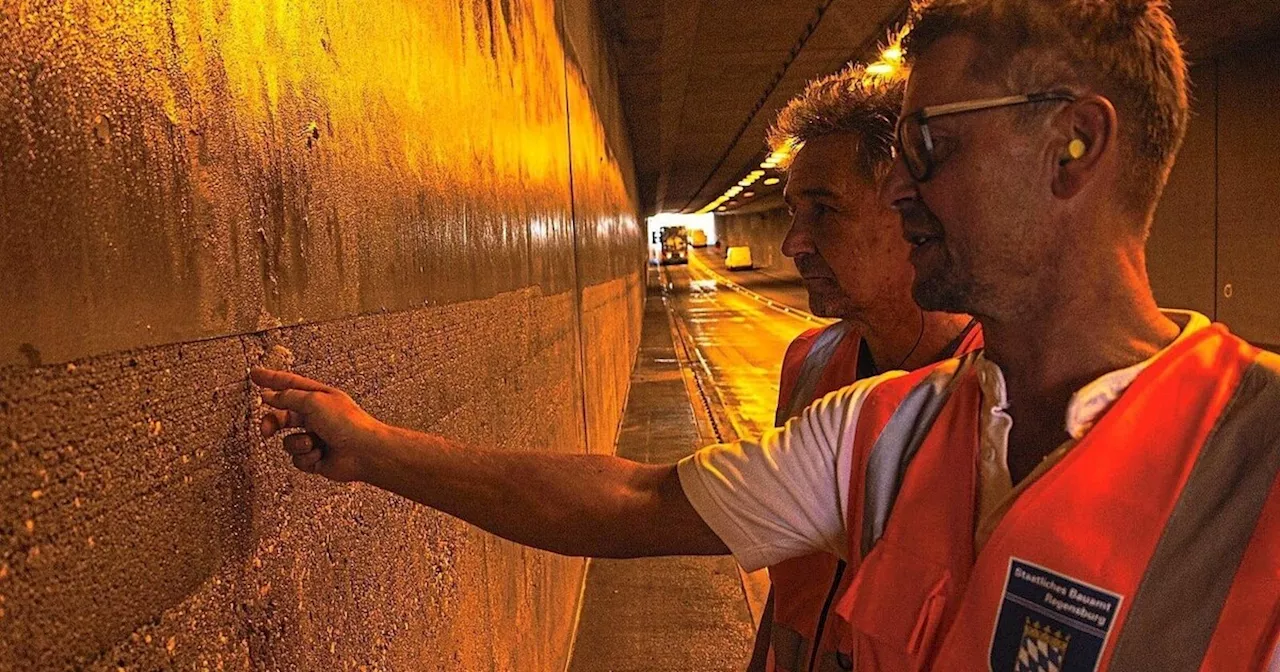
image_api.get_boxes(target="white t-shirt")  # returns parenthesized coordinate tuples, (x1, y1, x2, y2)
(677, 310, 1211, 573)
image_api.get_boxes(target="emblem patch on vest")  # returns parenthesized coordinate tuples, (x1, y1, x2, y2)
(990, 558, 1123, 672)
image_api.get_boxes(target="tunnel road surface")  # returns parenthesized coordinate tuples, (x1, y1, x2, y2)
(668, 255, 830, 441)
(689, 247, 812, 317)
(662, 256, 830, 627)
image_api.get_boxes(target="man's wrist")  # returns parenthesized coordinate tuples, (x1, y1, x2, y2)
(354, 421, 403, 486)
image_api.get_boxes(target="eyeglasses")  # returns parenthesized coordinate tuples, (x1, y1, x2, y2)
(894, 92, 1077, 182)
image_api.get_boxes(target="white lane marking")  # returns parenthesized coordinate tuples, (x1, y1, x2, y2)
(689, 255, 832, 327)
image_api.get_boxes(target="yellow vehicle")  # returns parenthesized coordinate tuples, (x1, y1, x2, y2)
(725, 246, 753, 271)
(659, 226, 688, 265)
(688, 229, 708, 248)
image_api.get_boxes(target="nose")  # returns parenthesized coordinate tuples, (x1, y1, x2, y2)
(781, 211, 813, 259)
(879, 157, 917, 211)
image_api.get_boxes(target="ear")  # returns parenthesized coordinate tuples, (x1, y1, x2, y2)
(1050, 94, 1117, 200)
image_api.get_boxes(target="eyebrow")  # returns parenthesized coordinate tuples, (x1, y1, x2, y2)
(789, 187, 840, 202)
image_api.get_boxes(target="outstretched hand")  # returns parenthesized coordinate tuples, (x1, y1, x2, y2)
(250, 368, 388, 482)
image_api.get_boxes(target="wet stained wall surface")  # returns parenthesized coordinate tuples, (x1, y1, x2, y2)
(561, 0, 645, 455)
(0, 0, 642, 669)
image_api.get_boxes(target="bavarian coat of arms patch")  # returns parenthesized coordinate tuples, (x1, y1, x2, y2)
(990, 558, 1123, 672)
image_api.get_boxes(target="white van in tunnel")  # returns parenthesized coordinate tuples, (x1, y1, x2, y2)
(725, 246, 753, 271)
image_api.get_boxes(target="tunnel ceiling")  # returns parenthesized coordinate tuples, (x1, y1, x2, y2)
(599, 0, 907, 216)
(600, 0, 1280, 217)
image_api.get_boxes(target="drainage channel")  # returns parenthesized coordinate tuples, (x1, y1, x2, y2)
(656, 265, 772, 628)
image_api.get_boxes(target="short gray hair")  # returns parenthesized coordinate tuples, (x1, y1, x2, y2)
(767, 63, 906, 183)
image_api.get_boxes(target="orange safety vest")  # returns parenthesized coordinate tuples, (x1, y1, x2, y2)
(765, 321, 984, 672)
(830, 324, 1280, 671)
(774, 322, 865, 428)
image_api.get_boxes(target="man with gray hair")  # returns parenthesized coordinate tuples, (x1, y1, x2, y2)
(750, 61, 979, 672)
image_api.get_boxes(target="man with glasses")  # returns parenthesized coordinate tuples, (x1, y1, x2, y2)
(253, 1, 1280, 669)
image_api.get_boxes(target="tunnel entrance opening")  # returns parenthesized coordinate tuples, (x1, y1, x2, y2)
(647, 213, 716, 265)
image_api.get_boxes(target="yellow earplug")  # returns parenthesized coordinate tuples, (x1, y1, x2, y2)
(1067, 138, 1087, 160)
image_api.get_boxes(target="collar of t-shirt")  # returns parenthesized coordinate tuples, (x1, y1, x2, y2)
(968, 310, 1213, 552)
(973, 309, 1212, 440)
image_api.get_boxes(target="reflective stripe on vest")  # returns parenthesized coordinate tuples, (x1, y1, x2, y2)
(1111, 350, 1280, 669)
(770, 623, 809, 672)
(776, 321, 855, 427)
(813, 649, 854, 672)
(1204, 443, 1280, 671)
(860, 354, 979, 558)
(834, 325, 1280, 672)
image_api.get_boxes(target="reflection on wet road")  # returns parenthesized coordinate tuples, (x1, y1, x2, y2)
(661, 258, 829, 439)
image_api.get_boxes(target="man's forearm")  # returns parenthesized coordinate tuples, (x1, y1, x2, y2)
(360, 424, 730, 558)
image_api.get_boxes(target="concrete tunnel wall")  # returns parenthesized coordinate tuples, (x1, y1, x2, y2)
(0, 0, 644, 670)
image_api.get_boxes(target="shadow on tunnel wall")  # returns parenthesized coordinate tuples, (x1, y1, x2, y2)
(0, 0, 643, 669)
